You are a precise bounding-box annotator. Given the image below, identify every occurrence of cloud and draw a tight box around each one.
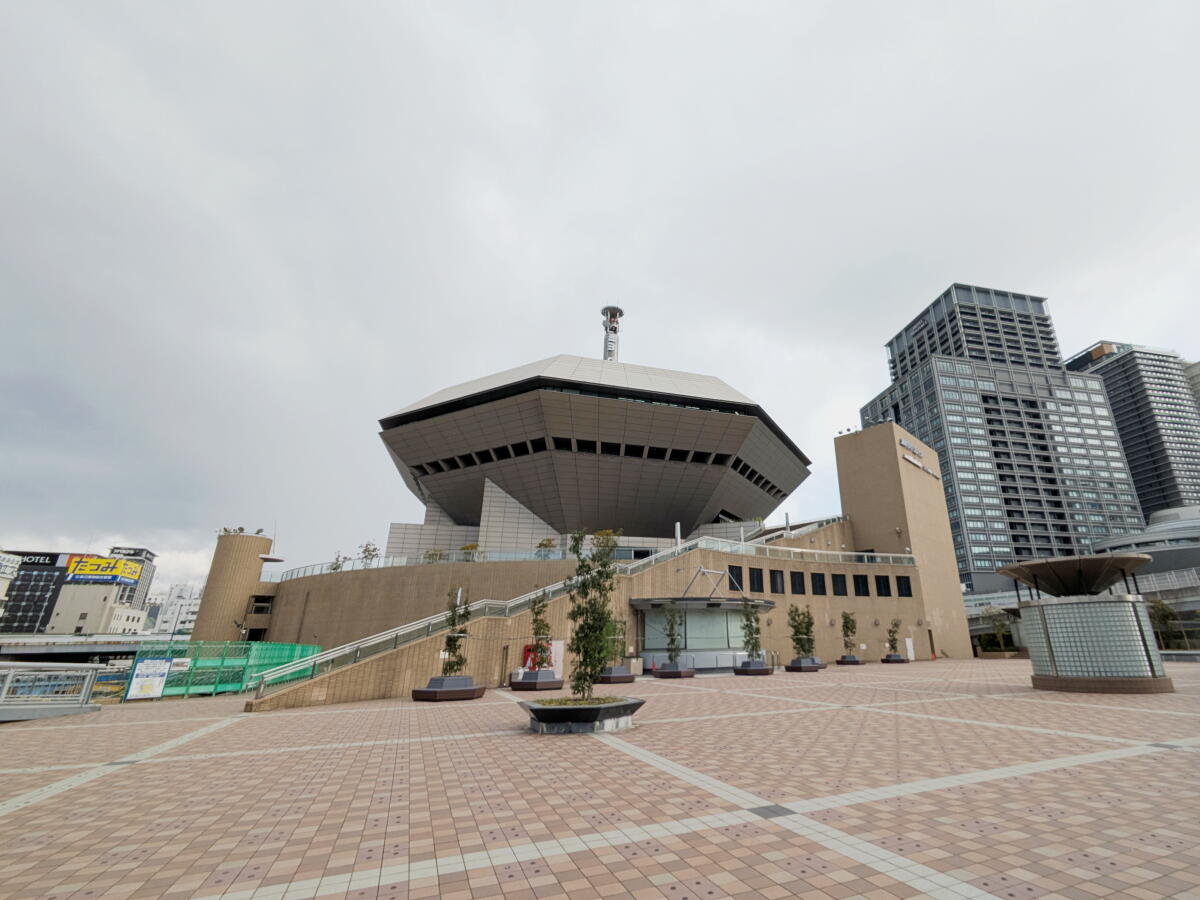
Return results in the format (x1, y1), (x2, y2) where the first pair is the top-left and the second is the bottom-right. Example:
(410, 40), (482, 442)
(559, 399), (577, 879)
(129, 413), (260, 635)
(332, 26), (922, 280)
(2, 1), (1197, 591)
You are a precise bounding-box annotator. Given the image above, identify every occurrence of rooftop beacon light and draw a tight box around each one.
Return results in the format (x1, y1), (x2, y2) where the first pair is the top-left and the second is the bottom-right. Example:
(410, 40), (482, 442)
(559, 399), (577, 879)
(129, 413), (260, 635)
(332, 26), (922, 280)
(601, 305), (624, 361)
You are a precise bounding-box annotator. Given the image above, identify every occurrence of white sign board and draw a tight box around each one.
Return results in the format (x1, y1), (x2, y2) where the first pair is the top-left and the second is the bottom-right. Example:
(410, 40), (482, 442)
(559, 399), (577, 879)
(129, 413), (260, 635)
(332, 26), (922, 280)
(127, 657), (172, 700)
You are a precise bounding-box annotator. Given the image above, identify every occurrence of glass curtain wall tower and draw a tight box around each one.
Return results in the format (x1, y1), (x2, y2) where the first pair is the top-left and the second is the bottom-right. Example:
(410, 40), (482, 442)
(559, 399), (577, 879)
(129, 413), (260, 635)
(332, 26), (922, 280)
(1065, 342), (1200, 517)
(861, 284), (1143, 594)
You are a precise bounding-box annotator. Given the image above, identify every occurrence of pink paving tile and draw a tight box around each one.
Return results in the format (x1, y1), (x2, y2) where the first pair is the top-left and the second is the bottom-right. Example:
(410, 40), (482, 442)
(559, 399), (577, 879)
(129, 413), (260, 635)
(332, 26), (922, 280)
(0, 660), (1194, 900)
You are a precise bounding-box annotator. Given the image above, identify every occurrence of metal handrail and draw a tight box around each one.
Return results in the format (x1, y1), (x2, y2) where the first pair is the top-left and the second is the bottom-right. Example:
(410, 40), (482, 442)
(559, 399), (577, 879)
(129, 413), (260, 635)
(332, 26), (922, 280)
(249, 536), (916, 698)
(0, 661), (106, 707)
(758, 516), (844, 544)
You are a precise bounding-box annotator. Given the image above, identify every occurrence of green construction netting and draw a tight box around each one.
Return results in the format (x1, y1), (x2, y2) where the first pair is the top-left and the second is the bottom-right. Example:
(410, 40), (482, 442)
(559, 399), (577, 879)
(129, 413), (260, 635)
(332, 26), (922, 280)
(126, 640), (320, 698)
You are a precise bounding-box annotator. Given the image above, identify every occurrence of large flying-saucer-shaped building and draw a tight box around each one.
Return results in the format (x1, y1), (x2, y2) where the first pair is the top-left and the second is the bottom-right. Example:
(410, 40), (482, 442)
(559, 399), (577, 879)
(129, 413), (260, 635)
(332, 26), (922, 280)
(379, 352), (811, 542)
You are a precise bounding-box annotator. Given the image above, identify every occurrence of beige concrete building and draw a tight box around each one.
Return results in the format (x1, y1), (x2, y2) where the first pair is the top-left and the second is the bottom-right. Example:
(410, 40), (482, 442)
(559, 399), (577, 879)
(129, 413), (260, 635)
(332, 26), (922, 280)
(195, 422), (971, 711)
(44, 583), (146, 635)
(195, 316), (969, 709)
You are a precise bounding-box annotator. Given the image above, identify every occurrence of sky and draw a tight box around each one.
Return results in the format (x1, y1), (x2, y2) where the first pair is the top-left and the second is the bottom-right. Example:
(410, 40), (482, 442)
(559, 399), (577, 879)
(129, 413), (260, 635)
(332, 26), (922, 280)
(1, 1), (1197, 592)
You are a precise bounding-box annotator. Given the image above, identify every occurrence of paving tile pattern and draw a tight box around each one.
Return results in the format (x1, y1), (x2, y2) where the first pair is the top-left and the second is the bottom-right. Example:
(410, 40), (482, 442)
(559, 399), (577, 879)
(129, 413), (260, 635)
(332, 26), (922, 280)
(0, 660), (1196, 899)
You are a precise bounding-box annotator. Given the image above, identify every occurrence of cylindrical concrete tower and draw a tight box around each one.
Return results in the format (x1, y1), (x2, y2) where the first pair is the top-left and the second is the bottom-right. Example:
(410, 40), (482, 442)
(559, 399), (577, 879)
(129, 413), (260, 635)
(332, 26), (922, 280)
(191, 533), (273, 642)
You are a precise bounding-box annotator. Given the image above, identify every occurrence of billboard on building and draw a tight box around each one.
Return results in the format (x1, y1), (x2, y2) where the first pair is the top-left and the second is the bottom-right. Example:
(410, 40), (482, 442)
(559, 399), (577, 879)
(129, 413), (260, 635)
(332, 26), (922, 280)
(66, 556), (144, 585)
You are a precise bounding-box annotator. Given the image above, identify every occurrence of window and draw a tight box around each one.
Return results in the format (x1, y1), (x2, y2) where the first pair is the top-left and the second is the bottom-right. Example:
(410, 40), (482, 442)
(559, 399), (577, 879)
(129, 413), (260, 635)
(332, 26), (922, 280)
(727, 565), (743, 592)
(832, 574), (848, 596)
(896, 575), (913, 597)
(769, 569), (785, 594)
(875, 575), (891, 596)
(811, 573), (827, 595)
(250, 596), (274, 615)
(790, 571), (805, 594)
(748, 568), (764, 593)
(853, 574), (870, 596)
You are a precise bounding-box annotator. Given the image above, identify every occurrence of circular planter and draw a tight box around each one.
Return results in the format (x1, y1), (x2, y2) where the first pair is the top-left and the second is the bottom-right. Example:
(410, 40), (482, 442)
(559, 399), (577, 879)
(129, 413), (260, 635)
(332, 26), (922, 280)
(880, 653), (909, 664)
(595, 665), (635, 684)
(412, 675), (487, 701)
(510, 669), (565, 691)
(733, 660), (772, 676)
(653, 661), (695, 679)
(835, 654), (865, 666)
(784, 656), (827, 672)
(520, 697), (646, 733)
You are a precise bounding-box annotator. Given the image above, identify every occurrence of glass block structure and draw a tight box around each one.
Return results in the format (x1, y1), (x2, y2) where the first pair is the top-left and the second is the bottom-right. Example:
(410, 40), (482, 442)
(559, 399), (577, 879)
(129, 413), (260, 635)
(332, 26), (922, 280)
(1000, 554), (1173, 693)
(861, 284), (1144, 594)
(1065, 342), (1200, 518)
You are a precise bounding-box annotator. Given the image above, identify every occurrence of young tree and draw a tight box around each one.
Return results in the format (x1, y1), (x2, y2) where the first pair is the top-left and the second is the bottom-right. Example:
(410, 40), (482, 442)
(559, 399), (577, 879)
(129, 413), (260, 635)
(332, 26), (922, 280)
(982, 606), (1012, 651)
(566, 529), (619, 700)
(740, 600), (763, 661)
(535, 537), (556, 560)
(442, 589), (471, 676)
(358, 540), (380, 568)
(528, 590), (552, 671)
(1146, 595), (1175, 650)
(328, 551), (351, 573)
(787, 604), (815, 658)
(887, 618), (902, 653)
(841, 610), (858, 655)
(664, 602), (684, 664)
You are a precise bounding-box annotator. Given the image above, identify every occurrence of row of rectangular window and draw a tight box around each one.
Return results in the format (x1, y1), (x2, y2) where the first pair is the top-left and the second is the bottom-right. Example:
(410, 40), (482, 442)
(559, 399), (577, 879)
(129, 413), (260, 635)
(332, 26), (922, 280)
(727, 565), (913, 598)
(412, 435), (788, 501)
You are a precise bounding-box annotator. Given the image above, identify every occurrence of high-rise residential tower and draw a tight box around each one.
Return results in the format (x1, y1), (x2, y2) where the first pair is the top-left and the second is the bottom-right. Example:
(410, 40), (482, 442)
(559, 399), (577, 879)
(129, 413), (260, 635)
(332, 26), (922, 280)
(1183, 360), (1200, 416)
(861, 283), (1143, 594)
(1065, 342), (1200, 517)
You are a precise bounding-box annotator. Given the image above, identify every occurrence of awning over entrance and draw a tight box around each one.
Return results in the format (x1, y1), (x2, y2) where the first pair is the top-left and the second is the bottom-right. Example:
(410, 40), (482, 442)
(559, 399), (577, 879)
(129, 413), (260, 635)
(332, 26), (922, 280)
(629, 597), (776, 612)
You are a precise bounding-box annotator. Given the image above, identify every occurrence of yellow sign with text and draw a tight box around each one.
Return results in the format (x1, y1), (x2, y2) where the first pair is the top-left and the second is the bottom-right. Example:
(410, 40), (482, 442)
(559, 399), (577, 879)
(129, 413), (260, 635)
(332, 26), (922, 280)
(66, 556), (144, 585)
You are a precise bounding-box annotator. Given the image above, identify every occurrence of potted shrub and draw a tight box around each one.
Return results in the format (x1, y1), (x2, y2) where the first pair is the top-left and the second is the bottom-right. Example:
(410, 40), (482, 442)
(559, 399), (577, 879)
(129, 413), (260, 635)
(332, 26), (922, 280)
(836, 610), (864, 665)
(784, 604), (826, 672)
(734, 600), (771, 675)
(520, 530), (645, 733)
(654, 602), (694, 677)
(412, 589), (487, 700)
(596, 572), (635, 684)
(881, 617), (908, 663)
(511, 590), (564, 690)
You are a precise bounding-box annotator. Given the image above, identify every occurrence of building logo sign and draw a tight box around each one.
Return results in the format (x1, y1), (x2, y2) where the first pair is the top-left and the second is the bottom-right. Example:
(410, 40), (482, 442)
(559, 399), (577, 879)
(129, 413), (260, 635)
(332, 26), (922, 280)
(65, 556), (144, 585)
(17, 553), (62, 567)
(902, 453), (941, 480)
(898, 437), (923, 457)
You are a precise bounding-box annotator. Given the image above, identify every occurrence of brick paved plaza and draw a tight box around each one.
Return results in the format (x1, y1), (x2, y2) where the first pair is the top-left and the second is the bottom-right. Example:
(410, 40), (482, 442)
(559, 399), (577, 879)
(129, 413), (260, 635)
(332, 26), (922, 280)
(1, 660), (1198, 900)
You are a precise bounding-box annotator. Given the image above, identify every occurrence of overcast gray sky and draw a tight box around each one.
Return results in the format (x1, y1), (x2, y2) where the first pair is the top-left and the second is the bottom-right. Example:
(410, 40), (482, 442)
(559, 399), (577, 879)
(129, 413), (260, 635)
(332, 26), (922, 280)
(2, 1), (1197, 591)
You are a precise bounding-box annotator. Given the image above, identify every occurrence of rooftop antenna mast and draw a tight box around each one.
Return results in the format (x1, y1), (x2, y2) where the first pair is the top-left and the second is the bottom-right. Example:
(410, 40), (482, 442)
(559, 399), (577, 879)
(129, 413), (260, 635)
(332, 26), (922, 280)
(601, 306), (624, 361)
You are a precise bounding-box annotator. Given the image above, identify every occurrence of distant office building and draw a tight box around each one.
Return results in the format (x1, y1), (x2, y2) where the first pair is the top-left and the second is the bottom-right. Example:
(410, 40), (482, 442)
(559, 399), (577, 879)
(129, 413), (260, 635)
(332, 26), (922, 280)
(0, 552), (20, 620)
(45, 583), (146, 635)
(0, 551), (149, 633)
(861, 283), (1143, 594)
(0, 552), (81, 633)
(154, 583), (202, 636)
(1065, 343), (1200, 517)
(108, 546), (157, 609)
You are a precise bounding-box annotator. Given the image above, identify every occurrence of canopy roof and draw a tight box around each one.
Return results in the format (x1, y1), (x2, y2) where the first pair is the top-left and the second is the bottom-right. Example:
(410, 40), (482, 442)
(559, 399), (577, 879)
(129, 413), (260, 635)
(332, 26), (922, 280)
(998, 553), (1153, 596)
